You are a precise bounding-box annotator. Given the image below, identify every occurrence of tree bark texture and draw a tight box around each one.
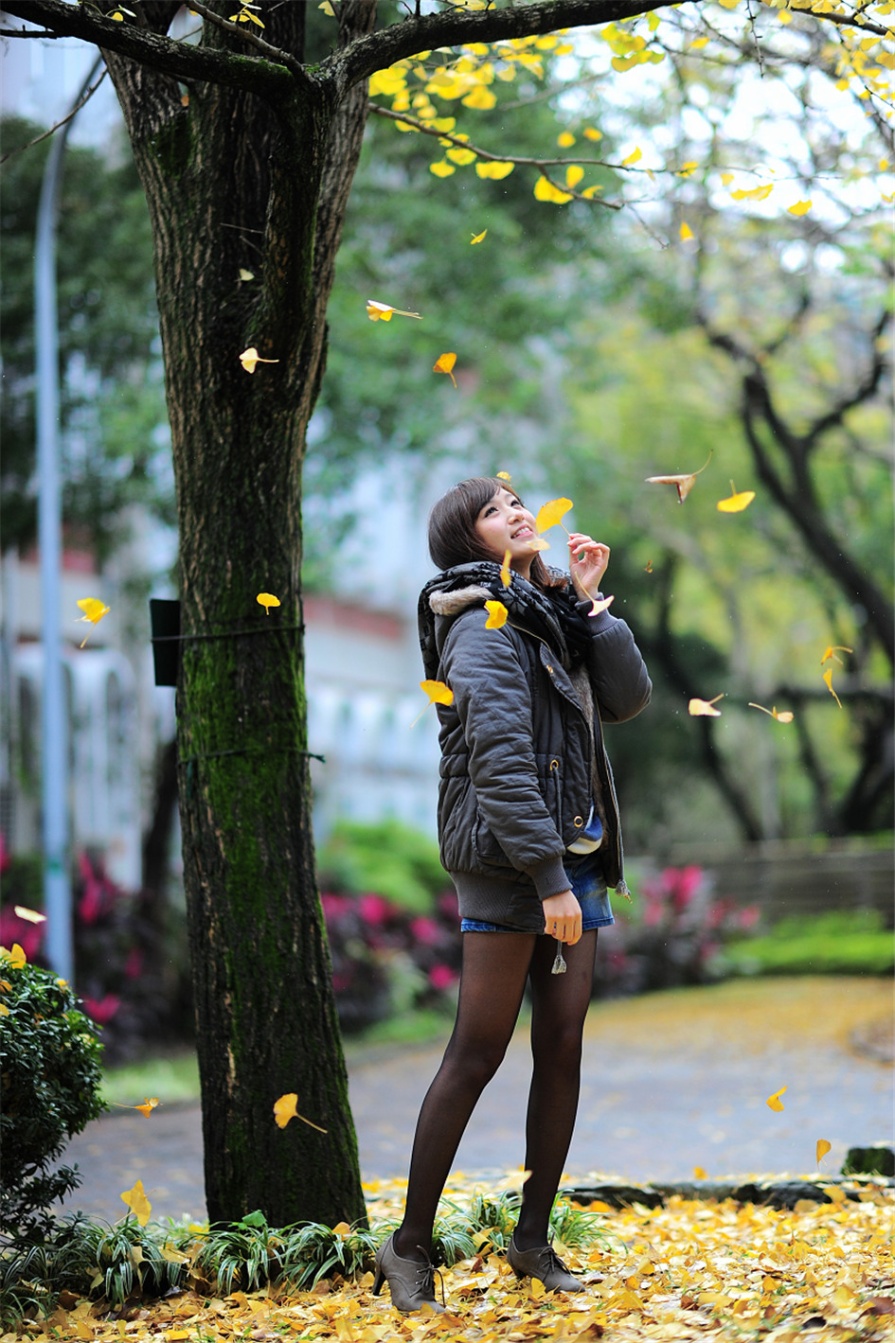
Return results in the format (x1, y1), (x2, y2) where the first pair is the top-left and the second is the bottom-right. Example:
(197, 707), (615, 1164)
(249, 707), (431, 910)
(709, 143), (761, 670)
(97, 3), (374, 1227)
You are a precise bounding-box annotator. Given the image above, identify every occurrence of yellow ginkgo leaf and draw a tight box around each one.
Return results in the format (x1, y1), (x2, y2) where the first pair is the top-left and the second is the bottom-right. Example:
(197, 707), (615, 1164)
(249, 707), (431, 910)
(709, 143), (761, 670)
(120, 1179), (152, 1226)
(366, 300), (422, 322)
(429, 161), (456, 178)
(475, 161), (514, 180)
(645, 451), (712, 504)
(525, 536), (550, 552)
(731, 183), (774, 202)
(535, 498), (573, 534)
(823, 668), (843, 709)
(134, 1097), (160, 1118)
(0, 1004), (8, 1016)
(76, 597), (111, 648)
(565, 164), (585, 189)
(470, 229), (488, 244)
(766, 1086), (787, 1112)
(256, 592), (281, 616)
(2, 944), (27, 969)
(239, 347), (279, 374)
(420, 679), (454, 707)
(679, 221), (695, 242)
(273, 1092), (327, 1133)
(238, 268), (254, 281)
(816, 1138), (832, 1164)
(621, 147), (642, 167)
(484, 600), (509, 630)
(748, 703), (795, 724)
(689, 694), (724, 717)
(496, 471), (512, 483)
(13, 905), (46, 924)
(500, 549), (512, 589)
(433, 352), (458, 388)
(788, 199), (813, 216)
(587, 595), (614, 618)
(717, 484), (756, 513)
(820, 645), (852, 665)
(693, 1165), (708, 1179)
(534, 176), (573, 204)
(319, 1), (335, 14)
(557, 130), (576, 148)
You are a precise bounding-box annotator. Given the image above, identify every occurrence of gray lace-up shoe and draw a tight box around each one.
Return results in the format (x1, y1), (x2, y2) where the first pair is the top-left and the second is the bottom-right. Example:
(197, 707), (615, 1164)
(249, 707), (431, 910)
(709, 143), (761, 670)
(373, 1232), (445, 1312)
(507, 1234), (586, 1291)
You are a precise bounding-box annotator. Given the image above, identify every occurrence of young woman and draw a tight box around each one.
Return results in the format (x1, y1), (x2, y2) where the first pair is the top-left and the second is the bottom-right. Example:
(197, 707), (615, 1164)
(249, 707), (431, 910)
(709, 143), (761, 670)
(373, 477), (652, 1312)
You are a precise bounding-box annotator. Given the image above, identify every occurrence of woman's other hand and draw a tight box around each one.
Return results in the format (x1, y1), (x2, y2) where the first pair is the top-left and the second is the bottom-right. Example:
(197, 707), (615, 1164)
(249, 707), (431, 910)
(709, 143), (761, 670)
(568, 532), (610, 601)
(542, 890), (583, 944)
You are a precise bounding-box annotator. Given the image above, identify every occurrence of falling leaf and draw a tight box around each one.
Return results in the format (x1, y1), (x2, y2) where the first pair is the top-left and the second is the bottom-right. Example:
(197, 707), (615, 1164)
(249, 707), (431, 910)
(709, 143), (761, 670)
(689, 694), (724, 717)
(645, 450), (713, 503)
(256, 592), (281, 616)
(239, 347), (279, 374)
(679, 221), (695, 241)
(484, 600), (509, 630)
(621, 147), (643, 166)
(135, 1097), (160, 1118)
(433, 352), (458, 388)
(823, 668), (843, 709)
(717, 483), (756, 512)
(817, 1138), (832, 1164)
(535, 497), (573, 533)
(76, 598), (111, 648)
(120, 1179), (152, 1226)
(419, 679), (454, 707)
(587, 595), (614, 618)
(644, 560), (654, 573)
(788, 199), (813, 216)
(496, 471), (513, 483)
(748, 703), (794, 723)
(500, 549), (512, 589)
(525, 536), (550, 552)
(693, 1165), (708, 1179)
(273, 1092), (327, 1133)
(238, 268), (254, 281)
(766, 1086), (787, 1111)
(470, 229), (488, 244)
(820, 644), (852, 665)
(319, 0), (335, 14)
(13, 906), (46, 924)
(366, 299), (422, 322)
(731, 183), (774, 201)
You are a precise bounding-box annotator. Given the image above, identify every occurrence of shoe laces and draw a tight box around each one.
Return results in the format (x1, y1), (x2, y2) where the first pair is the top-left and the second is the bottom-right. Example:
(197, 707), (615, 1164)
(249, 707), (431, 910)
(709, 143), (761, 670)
(415, 1246), (446, 1307)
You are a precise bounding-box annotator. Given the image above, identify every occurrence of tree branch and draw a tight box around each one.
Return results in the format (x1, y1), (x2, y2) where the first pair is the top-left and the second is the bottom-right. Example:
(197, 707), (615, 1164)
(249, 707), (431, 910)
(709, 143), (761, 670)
(327, 0), (697, 94)
(804, 307), (892, 446)
(1, 0), (300, 98)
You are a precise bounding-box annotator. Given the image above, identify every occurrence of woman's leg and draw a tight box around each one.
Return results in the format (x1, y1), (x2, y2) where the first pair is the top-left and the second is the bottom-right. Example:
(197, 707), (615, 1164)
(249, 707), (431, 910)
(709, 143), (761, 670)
(393, 931), (536, 1259)
(512, 930), (598, 1250)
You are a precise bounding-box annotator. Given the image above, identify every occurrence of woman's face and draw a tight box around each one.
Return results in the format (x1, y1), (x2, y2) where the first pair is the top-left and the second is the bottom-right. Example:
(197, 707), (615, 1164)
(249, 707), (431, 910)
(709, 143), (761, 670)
(474, 488), (538, 577)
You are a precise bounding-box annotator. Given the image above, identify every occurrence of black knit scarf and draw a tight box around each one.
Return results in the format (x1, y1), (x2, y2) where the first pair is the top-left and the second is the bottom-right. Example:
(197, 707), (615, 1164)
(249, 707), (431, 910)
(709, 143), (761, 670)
(418, 560), (593, 681)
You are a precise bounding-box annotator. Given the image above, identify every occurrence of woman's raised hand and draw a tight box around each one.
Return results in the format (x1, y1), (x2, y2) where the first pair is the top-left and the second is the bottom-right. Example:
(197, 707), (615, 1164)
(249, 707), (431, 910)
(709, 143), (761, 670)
(568, 532), (610, 602)
(542, 890), (583, 945)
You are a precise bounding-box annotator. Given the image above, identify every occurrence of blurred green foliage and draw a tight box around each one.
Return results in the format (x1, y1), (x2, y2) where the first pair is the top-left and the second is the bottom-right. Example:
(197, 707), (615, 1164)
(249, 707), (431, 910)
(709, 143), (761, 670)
(723, 910), (893, 977)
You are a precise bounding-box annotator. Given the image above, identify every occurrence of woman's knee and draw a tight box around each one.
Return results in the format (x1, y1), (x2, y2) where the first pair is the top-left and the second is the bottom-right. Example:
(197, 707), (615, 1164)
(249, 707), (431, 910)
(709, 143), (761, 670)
(442, 1034), (509, 1090)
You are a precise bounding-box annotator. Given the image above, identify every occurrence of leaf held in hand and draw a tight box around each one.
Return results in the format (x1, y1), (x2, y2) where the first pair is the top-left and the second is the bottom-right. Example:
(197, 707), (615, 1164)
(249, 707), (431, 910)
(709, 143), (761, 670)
(433, 352), (458, 387)
(535, 497), (573, 533)
(587, 595), (614, 618)
(484, 600), (509, 629)
(766, 1086), (787, 1112)
(689, 694), (724, 717)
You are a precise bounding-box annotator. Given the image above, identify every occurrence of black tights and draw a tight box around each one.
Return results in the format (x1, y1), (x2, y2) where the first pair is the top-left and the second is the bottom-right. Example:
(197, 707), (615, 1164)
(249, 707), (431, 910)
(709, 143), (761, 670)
(393, 928), (598, 1260)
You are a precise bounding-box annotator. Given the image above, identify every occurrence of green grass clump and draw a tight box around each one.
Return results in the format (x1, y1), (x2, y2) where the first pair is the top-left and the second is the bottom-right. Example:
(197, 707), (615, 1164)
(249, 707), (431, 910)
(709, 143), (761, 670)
(725, 909), (893, 977)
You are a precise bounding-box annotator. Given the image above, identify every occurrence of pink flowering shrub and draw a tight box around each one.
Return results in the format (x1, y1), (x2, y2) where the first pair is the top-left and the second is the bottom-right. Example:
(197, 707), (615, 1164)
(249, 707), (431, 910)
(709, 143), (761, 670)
(594, 865), (762, 996)
(321, 886), (461, 1033)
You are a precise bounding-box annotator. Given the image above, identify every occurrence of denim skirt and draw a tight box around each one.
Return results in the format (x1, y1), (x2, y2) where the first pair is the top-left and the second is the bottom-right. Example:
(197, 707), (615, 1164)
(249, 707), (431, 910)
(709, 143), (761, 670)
(460, 847), (613, 933)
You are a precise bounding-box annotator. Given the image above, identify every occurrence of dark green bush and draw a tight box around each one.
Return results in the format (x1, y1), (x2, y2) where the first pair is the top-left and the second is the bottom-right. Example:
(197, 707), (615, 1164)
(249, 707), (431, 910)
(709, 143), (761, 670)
(721, 909), (893, 977)
(0, 951), (107, 1238)
(317, 818), (446, 914)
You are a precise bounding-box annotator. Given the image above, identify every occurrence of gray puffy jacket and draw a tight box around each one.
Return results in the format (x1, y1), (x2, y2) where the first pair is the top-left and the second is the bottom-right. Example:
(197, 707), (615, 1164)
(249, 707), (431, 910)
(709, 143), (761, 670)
(421, 569), (652, 931)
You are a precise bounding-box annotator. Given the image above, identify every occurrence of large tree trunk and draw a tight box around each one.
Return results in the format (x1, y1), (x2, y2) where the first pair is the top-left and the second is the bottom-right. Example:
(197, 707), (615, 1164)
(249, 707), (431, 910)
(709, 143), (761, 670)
(101, 4), (373, 1227)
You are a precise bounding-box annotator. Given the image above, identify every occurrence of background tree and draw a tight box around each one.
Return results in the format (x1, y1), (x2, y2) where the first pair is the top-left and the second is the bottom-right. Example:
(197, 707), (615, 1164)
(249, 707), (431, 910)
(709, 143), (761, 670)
(1, 0), (890, 1229)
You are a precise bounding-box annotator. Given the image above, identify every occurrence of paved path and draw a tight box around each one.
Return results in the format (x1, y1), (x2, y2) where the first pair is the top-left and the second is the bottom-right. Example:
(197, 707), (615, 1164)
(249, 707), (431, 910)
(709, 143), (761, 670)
(55, 978), (893, 1225)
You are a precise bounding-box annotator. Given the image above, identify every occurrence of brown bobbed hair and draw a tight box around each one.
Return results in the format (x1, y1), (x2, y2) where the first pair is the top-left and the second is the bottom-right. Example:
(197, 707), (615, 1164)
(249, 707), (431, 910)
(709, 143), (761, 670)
(427, 477), (560, 590)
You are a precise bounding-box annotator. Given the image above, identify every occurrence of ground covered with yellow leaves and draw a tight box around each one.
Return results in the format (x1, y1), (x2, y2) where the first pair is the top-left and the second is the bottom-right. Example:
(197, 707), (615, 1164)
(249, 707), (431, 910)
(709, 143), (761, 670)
(9, 1177), (892, 1343)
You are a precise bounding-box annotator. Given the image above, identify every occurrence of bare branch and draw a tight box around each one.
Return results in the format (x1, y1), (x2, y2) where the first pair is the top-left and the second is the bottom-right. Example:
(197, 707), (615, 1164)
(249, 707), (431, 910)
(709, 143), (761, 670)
(804, 308), (893, 445)
(0, 0), (302, 99)
(0, 62), (108, 163)
(183, 0), (303, 75)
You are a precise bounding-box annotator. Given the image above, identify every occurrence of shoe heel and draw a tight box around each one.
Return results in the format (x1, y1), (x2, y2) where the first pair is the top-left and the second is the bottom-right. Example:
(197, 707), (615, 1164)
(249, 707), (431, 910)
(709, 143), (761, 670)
(372, 1266), (384, 1296)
